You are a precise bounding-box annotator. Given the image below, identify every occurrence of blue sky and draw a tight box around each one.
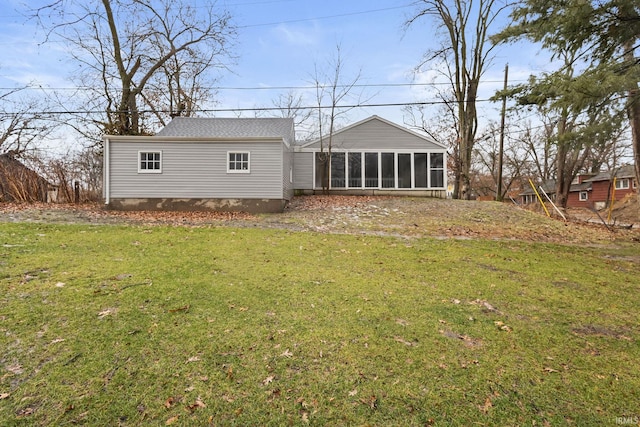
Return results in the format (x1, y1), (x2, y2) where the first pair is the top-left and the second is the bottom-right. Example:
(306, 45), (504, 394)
(0, 0), (551, 144)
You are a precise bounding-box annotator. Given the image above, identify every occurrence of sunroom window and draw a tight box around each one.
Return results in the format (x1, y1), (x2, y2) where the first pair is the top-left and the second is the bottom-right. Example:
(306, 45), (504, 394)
(314, 151), (445, 190)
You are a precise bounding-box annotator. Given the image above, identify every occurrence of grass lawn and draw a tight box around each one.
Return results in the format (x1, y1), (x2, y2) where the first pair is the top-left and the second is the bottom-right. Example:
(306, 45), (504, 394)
(1, 222), (639, 426)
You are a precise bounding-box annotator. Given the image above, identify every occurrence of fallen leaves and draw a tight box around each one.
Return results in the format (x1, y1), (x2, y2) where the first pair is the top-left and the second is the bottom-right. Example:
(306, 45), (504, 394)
(359, 395), (378, 410)
(470, 299), (502, 314)
(439, 330), (483, 349)
(97, 308), (116, 319)
(5, 363), (23, 375)
(393, 336), (418, 347)
(186, 397), (206, 412)
(0, 392), (9, 400)
(395, 318), (409, 327)
(164, 396), (179, 409)
(16, 407), (35, 417)
(494, 321), (512, 332)
(1, 197), (636, 244)
(478, 397), (493, 414)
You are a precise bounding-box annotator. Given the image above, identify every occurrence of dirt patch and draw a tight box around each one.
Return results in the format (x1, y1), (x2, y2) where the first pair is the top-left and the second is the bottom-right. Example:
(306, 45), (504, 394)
(572, 325), (633, 341)
(1, 196), (639, 245)
(566, 194), (640, 228)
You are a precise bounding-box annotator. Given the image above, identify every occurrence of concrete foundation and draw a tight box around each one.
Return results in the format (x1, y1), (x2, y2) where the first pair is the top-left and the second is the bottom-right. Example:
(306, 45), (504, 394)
(106, 198), (289, 214)
(294, 189), (447, 198)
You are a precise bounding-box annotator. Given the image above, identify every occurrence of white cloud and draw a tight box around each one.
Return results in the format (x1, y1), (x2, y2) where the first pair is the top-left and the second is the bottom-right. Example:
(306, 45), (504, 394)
(272, 22), (320, 46)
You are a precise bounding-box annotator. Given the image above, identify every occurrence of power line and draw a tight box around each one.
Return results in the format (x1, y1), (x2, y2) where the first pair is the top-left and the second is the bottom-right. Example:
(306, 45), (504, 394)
(237, 5), (411, 28)
(0, 98), (500, 117)
(0, 80), (528, 92)
(0, 3), (412, 43)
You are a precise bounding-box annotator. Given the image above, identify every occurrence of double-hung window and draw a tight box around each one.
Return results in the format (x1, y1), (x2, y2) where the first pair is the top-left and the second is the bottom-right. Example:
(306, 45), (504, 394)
(139, 151), (162, 173)
(579, 191), (588, 201)
(228, 151), (250, 173)
(615, 178), (630, 190)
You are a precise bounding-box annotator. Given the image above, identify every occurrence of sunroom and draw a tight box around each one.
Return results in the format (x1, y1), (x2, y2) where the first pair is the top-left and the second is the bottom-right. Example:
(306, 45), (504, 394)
(293, 115), (448, 197)
(314, 151), (445, 190)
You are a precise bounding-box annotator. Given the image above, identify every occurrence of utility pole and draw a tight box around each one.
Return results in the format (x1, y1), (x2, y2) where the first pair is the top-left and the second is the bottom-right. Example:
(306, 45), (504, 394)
(496, 64), (508, 202)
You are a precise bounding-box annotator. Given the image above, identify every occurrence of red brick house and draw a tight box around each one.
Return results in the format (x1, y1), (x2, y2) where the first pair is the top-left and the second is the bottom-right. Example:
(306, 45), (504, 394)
(567, 165), (637, 209)
(565, 173), (597, 208)
(520, 165), (637, 209)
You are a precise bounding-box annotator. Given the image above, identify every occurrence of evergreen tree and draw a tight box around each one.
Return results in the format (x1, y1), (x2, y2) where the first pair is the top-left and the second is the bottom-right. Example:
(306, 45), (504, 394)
(495, 0), (640, 200)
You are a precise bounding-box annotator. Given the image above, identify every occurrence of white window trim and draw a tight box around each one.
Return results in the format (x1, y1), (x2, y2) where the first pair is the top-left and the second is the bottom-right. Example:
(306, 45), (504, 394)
(312, 149), (447, 190)
(615, 178), (630, 190)
(428, 152), (446, 189)
(138, 150), (162, 174)
(579, 191), (588, 201)
(227, 151), (251, 174)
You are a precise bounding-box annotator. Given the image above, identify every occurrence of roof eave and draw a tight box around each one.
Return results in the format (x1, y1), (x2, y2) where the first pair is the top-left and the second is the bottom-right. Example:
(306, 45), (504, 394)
(103, 135), (286, 143)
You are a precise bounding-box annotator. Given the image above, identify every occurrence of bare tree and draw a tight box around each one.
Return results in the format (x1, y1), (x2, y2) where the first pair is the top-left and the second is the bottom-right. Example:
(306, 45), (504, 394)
(406, 0), (509, 199)
(473, 120), (534, 200)
(34, 0), (236, 136)
(271, 90), (314, 141)
(310, 44), (369, 193)
(1, 88), (56, 155)
(404, 98), (460, 191)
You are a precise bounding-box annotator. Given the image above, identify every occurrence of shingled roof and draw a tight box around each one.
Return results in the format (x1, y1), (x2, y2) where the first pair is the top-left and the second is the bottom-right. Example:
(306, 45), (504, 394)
(156, 117), (295, 146)
(584, 164), (636, 183)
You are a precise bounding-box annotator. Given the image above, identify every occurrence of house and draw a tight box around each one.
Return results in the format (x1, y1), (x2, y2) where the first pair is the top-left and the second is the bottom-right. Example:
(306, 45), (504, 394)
(570, 165), (638, 209)
(519, 179), (556, 205)
(293, 115), (447, 197)
(0, 152), (56, 203)
(520, 165), (638, 209)
(103, 117), (295, 213)
(103, 115), (448, 213)
(565, 173), (598, 208)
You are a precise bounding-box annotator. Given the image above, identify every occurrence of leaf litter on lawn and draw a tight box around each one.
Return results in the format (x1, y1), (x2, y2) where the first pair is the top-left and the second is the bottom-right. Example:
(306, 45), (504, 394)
(2, 196), (638, 244)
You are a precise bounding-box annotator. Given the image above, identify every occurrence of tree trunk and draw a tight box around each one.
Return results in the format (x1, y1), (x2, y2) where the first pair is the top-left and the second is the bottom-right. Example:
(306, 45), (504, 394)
(458, 87), (478, 200)
(624, 42), (640, 201)
(555, 141), (568, 208)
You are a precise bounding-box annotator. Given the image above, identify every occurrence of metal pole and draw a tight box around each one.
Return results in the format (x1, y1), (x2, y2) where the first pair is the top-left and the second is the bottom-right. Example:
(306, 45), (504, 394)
(529, 179), (550, 217)
(496, 64), (508, 202)
(539, 185), (567, 221)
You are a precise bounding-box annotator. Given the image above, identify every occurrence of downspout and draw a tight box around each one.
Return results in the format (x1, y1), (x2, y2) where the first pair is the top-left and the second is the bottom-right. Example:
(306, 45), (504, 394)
(104, 137), (110, 205)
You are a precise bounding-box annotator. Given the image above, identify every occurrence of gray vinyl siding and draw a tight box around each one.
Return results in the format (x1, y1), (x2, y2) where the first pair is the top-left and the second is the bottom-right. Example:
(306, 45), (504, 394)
(303, 118), (442, 151)
(109, 140), (284, 199)
(293, 152), (314, 190)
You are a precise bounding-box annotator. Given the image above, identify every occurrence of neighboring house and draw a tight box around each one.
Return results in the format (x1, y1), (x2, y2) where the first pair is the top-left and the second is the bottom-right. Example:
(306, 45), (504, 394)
(293, 115), (448, 197)
(0, 152), (56, 203)
(571, 165), (638, 209)
(103, 117), (295, 213)
(519, 179), (556, 205)
(565, 173), (598, 208)
(520, 165), (638, 209)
